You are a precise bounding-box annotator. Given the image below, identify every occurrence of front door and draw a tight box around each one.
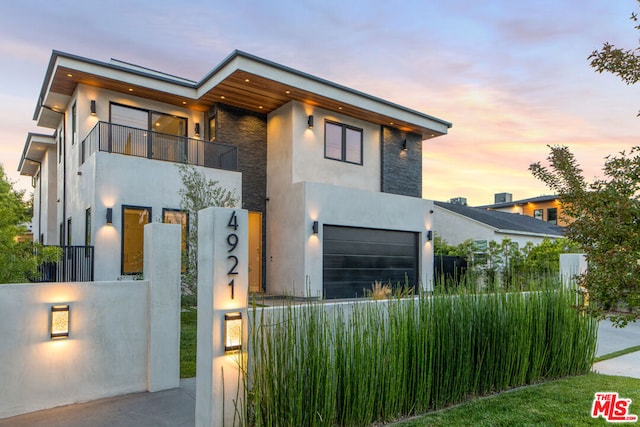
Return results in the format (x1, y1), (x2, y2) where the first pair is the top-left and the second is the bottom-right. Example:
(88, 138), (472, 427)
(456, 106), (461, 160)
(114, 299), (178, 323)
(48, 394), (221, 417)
(248, 212), (263, 292)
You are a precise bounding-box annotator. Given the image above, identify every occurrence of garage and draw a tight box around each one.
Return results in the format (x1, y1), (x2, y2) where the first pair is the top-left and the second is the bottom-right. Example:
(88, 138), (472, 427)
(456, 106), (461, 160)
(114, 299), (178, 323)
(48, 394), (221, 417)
(323, 225), (419, 299)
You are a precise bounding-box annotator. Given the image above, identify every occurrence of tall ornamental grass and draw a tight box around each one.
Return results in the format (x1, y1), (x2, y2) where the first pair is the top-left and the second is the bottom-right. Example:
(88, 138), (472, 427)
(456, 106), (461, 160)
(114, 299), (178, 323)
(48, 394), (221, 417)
(247, 286), (597, 426)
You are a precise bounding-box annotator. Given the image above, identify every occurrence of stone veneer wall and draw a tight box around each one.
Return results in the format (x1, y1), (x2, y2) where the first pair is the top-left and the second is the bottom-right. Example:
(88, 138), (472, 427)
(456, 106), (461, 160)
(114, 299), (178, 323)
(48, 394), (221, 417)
(214, 103), (267, 290)
(380, 126), (422, 198)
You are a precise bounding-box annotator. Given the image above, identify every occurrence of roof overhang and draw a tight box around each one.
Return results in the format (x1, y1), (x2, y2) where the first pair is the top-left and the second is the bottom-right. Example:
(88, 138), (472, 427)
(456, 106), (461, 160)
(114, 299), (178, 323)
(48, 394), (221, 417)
(18, 132), (55, 176)
(35, 50), (452, 139)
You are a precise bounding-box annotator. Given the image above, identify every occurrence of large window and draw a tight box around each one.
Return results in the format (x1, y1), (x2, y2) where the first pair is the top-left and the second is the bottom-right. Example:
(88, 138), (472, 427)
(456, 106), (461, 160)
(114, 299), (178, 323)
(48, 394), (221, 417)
(85, 208), (92, 246)
(71, 103), (77, 145)
(324, 121), (363, 165)
(547, 208), (558, 225)
(163, 209), (188, 271)
(110, 103), (188, 161)
(122, 206), (151, 275)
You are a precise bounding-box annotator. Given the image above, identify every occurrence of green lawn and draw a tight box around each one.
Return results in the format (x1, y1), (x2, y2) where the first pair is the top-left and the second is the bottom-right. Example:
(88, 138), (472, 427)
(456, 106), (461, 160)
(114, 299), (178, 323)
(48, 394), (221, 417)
(180, 309), (197, 378)
(392, 373), (640, 426)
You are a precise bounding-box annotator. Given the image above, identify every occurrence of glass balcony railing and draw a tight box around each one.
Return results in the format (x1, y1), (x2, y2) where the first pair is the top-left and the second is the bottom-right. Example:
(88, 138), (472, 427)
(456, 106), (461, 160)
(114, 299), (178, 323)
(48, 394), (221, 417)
(80, 121), (238, 171)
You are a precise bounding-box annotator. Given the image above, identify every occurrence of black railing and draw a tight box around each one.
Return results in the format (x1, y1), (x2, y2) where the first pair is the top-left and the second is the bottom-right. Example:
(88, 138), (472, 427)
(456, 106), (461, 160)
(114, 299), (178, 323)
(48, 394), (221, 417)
(81, 121), (238, 171)
(35, 246), (94, 283)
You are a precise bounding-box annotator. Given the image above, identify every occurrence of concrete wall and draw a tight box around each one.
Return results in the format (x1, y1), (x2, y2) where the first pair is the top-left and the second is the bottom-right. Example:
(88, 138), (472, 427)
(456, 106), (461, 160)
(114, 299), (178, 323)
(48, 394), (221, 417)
(32, 145), (58, 244)
(0, 223), (181, 419)
(289, 101), (381, 192)
(74, 145), (241, 281)
(267, 181), (434, 297)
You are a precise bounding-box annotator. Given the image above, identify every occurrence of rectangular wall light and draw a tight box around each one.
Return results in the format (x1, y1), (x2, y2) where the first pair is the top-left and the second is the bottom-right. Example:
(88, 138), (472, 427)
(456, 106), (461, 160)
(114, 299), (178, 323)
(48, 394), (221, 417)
(90, 100), (97, 116)
(106, 207), (113, 224)
(224, 312), (242, 353)
(50, 304), (70, 339)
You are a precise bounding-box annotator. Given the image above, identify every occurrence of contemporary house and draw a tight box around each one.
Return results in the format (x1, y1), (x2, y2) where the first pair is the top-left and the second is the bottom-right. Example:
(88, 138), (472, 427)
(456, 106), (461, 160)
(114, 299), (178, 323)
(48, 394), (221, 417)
(18, 50), (451, 298)
(478, 193), (569, 226)
(433, 200), (564, 249)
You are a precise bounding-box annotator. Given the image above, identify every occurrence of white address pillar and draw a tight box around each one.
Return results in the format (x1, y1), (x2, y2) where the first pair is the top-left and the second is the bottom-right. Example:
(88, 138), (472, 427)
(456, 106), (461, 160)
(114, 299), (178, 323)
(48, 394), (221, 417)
(196, 207), (249, 427)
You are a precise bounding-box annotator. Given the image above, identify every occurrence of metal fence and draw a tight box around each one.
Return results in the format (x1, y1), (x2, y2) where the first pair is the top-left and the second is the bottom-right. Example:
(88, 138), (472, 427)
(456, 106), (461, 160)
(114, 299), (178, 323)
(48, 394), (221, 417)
(81, 121), (238, 171)
(35, 246), (94, 283)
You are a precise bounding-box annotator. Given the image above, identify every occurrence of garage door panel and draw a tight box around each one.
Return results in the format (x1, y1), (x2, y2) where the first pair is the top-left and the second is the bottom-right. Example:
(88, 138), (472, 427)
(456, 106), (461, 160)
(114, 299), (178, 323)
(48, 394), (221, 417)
(323, 225), (418, 299)
(324, 254), (417, 269)
(324, 241), (415, 257)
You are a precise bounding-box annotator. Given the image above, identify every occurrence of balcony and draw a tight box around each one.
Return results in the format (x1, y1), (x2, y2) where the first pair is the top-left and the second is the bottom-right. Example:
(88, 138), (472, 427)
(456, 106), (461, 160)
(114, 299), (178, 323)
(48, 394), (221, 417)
(81, 121), (238, 170)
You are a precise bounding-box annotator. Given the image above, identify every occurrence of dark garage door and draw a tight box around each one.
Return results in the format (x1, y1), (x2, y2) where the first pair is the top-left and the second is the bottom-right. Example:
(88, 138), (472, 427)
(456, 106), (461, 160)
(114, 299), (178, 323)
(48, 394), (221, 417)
(323, 225), (419, 299)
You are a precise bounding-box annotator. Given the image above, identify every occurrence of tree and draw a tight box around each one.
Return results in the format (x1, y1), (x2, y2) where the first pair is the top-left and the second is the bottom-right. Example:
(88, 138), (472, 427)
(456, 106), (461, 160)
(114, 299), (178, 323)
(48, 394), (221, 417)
(177, 165), (238, 300)
(588, 1), (640, 91)
(0, 164), (58, 283)
(530, 146), (640, 325)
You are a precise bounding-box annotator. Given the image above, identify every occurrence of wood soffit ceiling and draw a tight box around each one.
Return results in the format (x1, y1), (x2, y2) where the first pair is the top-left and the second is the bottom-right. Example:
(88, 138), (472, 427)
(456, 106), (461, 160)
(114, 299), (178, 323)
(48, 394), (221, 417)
(51, 66), (443, 138)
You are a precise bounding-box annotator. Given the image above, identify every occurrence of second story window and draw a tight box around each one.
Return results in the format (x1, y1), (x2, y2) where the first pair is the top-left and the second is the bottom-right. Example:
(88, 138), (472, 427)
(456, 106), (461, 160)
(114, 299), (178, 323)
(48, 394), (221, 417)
(324, 120), (363, 165)
(547, 208), (558, 225)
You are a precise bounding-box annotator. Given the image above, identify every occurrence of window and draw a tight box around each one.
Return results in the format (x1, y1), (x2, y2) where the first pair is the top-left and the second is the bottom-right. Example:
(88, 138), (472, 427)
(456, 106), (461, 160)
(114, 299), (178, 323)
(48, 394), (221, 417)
(533, 209), (543, 220)
(122, 206), (151, 275)
(208, 114), (216, 142)
(71, 102), (77, 145)
(110, 103), (188, 161)
(163, 209), (188, 272)
(473, 240), (488, 266)
(324, 121), (363, 165)
(85, 208), (92, 246)
(58, 127), (63, 163)
(547, 208), (558, 225)
(66, 218), (72, 245)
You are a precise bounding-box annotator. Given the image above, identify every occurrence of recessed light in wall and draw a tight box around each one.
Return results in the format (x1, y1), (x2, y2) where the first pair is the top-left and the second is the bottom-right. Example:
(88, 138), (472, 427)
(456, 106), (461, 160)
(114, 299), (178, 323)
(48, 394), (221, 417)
(390, 122), (394, 126)
(224, 312), (242, 353)
(50, 305), (70, 339)
(182, 101), (187, 105)
(67, 73), (73, 78)
(259, 106), (263, 109)
(128, 88), (134, 92)
(338, 106), (342, 110)
(285, 90), (291, 94)
(245, 78), (250, 83)
(220, 95), (225, 99)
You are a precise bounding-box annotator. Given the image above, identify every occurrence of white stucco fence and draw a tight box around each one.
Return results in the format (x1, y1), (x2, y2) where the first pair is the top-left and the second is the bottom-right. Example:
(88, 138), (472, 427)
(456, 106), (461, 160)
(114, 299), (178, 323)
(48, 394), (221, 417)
(0, 223), (181, 419)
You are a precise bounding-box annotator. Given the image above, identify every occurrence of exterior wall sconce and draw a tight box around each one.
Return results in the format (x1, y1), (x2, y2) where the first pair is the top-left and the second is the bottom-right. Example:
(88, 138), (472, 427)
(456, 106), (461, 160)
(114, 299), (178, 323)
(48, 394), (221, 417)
(307, 115), (314, 128)
(106, 208), (113, 224)
(224, 312), (242, 353)
(90, 100), (97, 116)
(50, 304), (70, 339)
(426, 230), (433, 241)
(194, 122), (201, 136)
(402, 139), (407, 151)
(312, 221), (319, 234)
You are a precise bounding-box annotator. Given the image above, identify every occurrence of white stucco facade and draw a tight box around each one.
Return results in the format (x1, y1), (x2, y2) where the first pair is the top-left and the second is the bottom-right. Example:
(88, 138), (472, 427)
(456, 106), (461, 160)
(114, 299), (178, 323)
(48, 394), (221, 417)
(21, 50), (451, 296)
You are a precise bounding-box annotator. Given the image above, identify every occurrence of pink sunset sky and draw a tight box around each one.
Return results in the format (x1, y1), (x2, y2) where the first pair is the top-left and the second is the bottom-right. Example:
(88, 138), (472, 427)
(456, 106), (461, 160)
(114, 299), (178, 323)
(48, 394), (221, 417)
(1, 0), (638, 206)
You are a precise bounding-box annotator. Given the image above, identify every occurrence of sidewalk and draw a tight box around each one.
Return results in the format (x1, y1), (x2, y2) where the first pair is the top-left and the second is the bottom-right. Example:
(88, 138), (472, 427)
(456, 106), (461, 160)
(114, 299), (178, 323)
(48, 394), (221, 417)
(592, 319), (640, 379)
(2, 320), (639, 427)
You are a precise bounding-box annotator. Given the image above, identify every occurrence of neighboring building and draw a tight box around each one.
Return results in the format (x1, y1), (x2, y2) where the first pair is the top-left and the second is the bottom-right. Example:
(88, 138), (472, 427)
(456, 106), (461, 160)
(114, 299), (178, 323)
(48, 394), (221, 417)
(433, 201), (564, 251)
(18, 50), (452, 298)
(478, 193), (569, 227)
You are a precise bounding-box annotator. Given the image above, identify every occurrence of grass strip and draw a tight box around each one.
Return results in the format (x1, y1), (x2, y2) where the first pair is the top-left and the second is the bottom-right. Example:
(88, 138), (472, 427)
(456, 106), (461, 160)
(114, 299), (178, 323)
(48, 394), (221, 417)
(392, 373), (640, 426)
(594, 345), (640, 363)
